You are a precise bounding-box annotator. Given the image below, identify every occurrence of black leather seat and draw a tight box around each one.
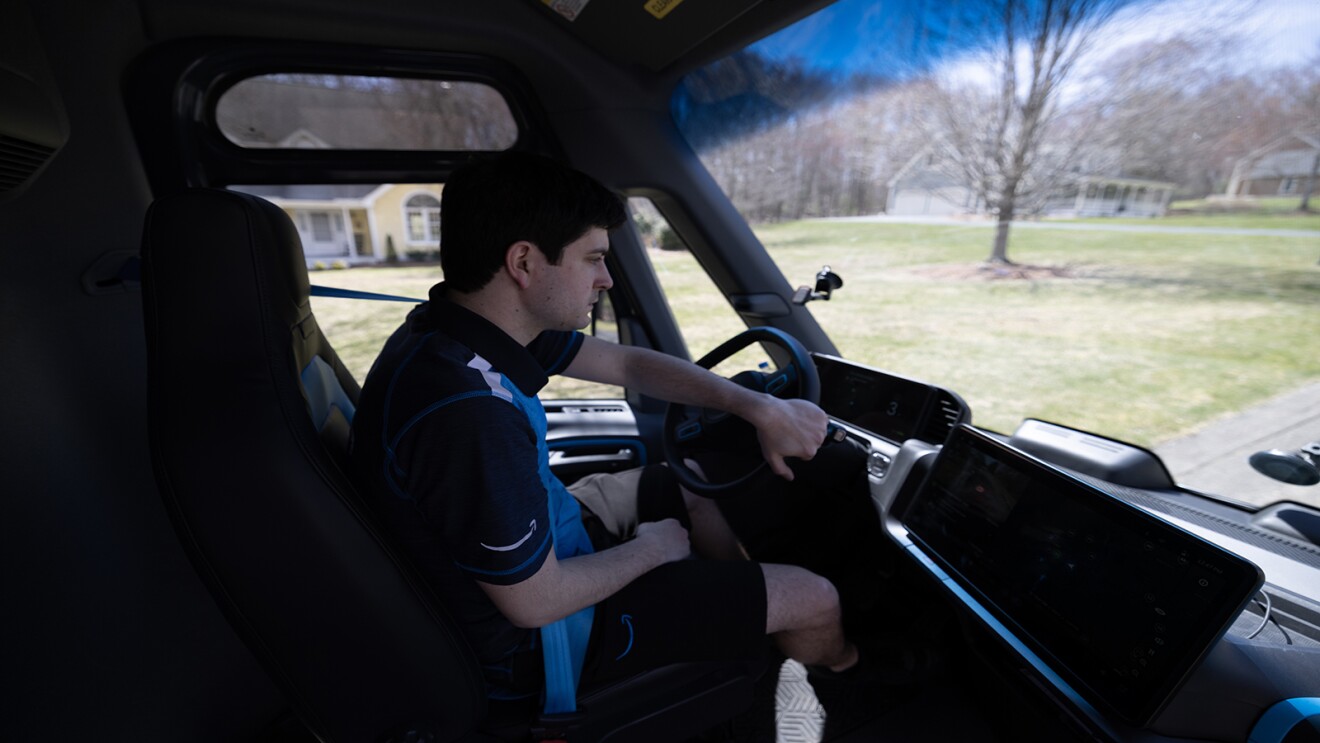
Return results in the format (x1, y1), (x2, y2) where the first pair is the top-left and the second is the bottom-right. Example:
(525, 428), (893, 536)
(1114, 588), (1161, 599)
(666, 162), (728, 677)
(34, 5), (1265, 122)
(140, 188), (763, 742)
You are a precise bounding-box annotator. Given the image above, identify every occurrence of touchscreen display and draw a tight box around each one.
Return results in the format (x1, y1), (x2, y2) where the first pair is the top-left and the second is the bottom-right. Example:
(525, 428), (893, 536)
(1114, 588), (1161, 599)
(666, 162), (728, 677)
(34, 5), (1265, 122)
(902, 425), (1263, 725)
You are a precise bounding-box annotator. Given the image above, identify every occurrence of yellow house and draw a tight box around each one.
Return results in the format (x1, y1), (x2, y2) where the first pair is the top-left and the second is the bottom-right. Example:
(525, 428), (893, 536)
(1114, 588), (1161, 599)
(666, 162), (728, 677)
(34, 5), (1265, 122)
(235, 183), (445, 265)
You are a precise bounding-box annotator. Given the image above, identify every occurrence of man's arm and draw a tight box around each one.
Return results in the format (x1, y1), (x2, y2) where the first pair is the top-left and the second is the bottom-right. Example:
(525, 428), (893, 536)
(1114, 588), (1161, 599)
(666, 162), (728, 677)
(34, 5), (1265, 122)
(478, 518), (690, 628)
(564, 335), (829, 480)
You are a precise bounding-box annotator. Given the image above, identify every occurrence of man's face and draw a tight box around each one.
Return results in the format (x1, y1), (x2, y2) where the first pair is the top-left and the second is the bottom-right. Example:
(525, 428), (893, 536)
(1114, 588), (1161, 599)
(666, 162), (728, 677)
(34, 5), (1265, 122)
(532, 227), (613, 332)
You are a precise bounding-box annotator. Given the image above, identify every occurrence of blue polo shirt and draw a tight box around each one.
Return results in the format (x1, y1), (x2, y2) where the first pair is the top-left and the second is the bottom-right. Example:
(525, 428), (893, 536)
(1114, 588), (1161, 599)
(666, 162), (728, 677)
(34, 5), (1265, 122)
(349, 282), (594, 703)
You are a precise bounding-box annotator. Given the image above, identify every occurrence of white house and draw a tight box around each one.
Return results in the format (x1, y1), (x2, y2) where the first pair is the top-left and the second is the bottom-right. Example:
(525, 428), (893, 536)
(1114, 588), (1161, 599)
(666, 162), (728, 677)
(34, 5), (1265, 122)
(234, 183), (446, 266)
(886, 147), (1175, 218)
(1225, 133), (1320, 198)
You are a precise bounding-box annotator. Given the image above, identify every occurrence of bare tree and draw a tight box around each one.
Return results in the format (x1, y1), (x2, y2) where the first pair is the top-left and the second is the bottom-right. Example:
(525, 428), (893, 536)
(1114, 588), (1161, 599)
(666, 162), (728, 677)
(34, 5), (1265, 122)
(930, 0), (1125, 264)
(1277, 54), (1320, 211)
(699, 79), (935, 222)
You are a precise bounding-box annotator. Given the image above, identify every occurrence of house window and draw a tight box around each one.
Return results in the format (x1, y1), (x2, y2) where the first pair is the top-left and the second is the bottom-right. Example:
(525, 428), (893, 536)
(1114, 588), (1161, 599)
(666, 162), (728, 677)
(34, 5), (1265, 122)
(310, 213), (332, 241)
(405, 194), (442, 243)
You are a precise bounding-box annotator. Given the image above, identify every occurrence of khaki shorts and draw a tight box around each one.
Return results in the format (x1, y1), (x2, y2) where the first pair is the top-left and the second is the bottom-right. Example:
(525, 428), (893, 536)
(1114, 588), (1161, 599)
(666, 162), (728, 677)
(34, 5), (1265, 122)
(568, 464), (691, 545)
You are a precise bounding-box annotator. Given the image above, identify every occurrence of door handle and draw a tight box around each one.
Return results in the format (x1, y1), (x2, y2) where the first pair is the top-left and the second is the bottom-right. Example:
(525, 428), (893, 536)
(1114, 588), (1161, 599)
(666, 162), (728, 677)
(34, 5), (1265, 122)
(548, 448), (636, 466)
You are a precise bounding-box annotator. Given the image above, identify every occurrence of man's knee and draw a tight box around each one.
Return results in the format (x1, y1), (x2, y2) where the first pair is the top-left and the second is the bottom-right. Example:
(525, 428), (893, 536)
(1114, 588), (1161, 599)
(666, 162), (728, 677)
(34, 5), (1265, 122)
(762, 563), (841, 634)
(681, 485), (712, 520)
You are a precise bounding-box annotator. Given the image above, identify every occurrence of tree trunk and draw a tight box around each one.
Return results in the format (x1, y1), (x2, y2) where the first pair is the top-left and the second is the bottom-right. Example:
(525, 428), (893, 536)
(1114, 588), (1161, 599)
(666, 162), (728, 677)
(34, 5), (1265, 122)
(990, 200), (1015, 264)
(1299, 151), (1319, 213)
(990, 218), (1013, 263)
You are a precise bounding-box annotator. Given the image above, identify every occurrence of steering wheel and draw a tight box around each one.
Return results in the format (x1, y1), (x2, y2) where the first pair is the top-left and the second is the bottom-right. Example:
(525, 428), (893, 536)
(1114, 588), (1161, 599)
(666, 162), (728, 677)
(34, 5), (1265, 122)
(663, 327), (821, 498)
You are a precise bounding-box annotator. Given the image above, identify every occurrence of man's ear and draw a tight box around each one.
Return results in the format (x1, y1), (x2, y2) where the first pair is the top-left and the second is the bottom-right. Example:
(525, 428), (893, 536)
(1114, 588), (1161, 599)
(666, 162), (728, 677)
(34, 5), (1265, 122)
(504, 240), (537, 290)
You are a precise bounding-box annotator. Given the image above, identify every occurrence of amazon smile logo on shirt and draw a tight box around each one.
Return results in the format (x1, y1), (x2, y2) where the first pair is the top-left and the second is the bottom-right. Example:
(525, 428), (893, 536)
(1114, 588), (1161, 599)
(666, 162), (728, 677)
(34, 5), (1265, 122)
(480, 519), (537, 552)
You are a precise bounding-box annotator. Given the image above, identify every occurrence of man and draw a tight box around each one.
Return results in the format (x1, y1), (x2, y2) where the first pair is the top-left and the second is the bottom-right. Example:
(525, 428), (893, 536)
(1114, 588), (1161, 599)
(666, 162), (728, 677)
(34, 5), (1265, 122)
(350, 152), (869, 734)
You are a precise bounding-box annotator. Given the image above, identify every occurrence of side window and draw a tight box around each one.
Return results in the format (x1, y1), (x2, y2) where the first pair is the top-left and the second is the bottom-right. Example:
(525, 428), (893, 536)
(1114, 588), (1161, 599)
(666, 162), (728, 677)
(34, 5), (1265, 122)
(217, 70), (519, 385)
(217, 71), (520, 388)
(303, 258), (438, 383)
(216, 74), (517, 150)
(263, 182), (626, 401)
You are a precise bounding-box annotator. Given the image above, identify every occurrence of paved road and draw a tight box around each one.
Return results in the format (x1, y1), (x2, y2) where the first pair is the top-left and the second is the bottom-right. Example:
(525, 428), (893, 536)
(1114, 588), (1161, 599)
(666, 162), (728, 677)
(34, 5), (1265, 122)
(823, 214), (1320, 239)
(1154, 381), (1320, 510)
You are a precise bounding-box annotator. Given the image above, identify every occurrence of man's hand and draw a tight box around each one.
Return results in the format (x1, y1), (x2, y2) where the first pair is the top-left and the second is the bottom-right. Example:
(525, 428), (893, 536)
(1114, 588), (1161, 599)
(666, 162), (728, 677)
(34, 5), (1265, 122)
(635, 518), (692, 564)
(564, 337), (831, 481)
(480, 518), (691, 629)
(744, 396), (830, 481)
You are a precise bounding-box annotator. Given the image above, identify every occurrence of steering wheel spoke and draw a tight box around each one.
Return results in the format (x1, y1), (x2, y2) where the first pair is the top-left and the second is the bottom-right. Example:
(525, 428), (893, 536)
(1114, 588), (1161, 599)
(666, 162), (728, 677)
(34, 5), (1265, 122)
(672, 406), (707, 443)
(763, 365), (797, 397)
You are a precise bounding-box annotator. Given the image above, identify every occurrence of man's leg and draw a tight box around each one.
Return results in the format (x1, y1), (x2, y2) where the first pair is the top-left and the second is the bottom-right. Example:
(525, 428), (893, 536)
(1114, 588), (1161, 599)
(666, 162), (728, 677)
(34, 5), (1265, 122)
(679, 468), (855, 670)
(761, 563), (857, 671)
(681, 486), (748, 561)
(572, 463), (856, 669)
(763, 565), (903, 740)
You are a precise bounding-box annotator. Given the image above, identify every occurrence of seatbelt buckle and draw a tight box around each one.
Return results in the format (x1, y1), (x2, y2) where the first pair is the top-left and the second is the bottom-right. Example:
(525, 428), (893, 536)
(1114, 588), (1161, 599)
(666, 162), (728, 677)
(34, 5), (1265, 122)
(530, 711), (584, 742)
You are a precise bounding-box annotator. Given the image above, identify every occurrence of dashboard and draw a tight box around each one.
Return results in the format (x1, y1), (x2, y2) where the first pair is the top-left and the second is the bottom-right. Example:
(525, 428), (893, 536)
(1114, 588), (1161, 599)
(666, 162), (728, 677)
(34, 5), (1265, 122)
(811, 354), (1320, 742)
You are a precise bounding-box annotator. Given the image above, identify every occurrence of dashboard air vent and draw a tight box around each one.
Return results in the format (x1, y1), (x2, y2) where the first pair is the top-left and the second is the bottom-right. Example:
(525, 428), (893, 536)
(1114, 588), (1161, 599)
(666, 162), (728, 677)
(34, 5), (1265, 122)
(920, 391), (969, 444)
(0, 134), (56, 193)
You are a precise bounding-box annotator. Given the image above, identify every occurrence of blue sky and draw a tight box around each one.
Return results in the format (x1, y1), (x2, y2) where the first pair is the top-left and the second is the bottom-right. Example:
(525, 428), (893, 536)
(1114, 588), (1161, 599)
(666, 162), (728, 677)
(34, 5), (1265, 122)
(750, 0), (1320, 79)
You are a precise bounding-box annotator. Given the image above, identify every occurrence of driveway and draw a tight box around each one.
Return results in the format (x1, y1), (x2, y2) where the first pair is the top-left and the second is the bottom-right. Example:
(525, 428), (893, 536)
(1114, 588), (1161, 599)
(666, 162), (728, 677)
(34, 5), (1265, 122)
(1154, 381), (1320, 510)
(824, 214), (1320, 238)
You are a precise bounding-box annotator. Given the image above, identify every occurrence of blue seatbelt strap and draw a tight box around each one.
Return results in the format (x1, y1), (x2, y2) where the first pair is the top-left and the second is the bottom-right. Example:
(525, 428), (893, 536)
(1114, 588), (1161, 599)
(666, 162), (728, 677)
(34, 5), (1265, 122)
(540, 493), (595, 715)
(541, 619), (580, 714)
(310, 285), (422, 303)
(511, 391), (594, 716)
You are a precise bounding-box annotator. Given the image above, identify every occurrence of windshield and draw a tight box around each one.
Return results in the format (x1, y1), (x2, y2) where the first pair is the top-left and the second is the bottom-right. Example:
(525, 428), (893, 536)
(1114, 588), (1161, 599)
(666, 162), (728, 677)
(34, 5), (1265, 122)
(674, 0), (1320, 510)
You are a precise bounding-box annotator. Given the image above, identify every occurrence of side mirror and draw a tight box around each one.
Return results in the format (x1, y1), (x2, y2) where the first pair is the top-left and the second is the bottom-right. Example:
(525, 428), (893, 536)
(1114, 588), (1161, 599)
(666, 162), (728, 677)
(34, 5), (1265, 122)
(1249, 442), (1320, 486)
(792, 265), (844, 305)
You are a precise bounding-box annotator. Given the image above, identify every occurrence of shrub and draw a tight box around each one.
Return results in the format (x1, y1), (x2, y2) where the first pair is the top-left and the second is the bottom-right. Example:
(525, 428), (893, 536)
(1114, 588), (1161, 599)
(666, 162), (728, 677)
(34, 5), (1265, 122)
(657, 227), (686, 252)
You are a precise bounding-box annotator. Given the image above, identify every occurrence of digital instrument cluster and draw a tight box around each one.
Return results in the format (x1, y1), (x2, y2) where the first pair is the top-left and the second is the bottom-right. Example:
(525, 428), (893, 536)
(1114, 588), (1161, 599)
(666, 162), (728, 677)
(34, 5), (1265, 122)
(813, 354), (970, 445)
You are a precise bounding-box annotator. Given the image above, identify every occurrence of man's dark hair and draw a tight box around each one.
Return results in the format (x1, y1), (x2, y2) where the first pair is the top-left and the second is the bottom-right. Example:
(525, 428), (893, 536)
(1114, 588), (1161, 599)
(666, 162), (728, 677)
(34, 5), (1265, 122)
(440, 151), (627, 292)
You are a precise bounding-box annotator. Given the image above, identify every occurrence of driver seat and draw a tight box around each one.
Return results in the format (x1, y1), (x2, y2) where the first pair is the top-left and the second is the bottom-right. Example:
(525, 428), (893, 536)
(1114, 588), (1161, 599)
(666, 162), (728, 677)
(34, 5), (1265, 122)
(139, 188), (763, 742)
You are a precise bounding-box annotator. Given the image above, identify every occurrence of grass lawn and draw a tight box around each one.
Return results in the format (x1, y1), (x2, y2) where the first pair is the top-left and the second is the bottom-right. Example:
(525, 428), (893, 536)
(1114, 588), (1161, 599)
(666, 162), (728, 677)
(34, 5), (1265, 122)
(311, 220), (1320, 449)
(1058, 212), (1320, 232)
